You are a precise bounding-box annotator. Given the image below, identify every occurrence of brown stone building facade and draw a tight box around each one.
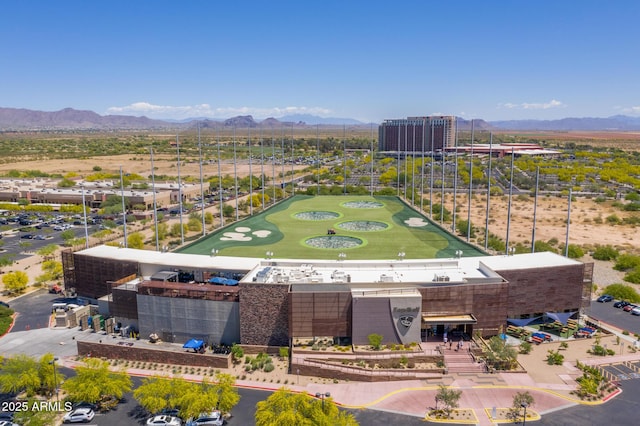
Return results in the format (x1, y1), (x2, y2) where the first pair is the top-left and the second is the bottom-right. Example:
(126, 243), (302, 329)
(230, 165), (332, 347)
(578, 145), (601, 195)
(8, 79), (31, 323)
(63, 246), (591, 347)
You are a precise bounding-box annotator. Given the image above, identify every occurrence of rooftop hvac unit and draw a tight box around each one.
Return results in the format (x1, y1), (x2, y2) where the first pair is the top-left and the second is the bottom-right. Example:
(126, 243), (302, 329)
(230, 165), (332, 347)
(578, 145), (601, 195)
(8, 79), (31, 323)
(379, 274), (394, 283)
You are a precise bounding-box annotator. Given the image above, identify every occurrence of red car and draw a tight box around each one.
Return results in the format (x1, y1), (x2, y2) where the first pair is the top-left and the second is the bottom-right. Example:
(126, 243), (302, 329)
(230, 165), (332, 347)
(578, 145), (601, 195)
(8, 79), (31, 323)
(623, 304), (637, 312)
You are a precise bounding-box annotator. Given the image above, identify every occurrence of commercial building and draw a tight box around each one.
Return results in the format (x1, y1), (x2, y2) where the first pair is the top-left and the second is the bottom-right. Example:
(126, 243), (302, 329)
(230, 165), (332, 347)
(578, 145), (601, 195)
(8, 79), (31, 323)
(62, 246), (591, 348)
(0, 178), (200, 209)
(378, 116), (456, 153)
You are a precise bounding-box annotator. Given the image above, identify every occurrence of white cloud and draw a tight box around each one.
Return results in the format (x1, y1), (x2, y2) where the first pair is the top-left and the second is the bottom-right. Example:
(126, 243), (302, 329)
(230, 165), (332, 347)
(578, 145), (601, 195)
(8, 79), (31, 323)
(106, 102), (332, 120)
(617, 106), (640, 115)
(499, 99), (566, 110)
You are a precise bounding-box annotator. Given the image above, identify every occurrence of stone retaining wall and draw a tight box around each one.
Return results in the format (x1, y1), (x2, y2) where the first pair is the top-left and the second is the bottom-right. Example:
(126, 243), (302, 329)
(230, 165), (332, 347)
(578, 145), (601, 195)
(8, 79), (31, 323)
(77, 341), (231, 368)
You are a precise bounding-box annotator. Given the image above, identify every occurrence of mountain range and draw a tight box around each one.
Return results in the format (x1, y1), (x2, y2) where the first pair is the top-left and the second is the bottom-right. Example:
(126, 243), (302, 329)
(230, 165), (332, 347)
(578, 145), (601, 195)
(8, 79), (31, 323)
(2, 107), (640, 131)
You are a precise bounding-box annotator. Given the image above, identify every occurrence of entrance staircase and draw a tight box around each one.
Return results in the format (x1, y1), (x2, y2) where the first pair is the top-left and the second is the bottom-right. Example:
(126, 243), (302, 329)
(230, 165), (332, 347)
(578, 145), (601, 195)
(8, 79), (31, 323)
(444, 349), (486, 374)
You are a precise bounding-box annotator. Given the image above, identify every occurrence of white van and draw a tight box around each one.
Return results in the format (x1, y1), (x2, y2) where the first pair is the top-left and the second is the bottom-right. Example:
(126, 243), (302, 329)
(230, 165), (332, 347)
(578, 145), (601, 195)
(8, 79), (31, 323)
(51, 302), (68, 312)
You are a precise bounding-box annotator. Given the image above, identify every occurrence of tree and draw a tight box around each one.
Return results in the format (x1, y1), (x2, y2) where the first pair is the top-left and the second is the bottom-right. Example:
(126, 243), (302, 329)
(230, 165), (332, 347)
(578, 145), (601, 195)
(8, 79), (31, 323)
(485, 336), (518, 370)
(510, 391), (535, 421)
(435, 384), (462, 419)
(255, 388), (357, 426)
(0, 353), (62, 397)
(134, 374), (240, 420)
(60, 229), (76, 245)
(187, 217), (202, 232)
(230, 344), (244, 363)
(2, 270), (29, 294)
(62, 358), (132, 408)
(133, 376), (186, 416)
(127, 232), (145, 249)
(204, 211), (214, 225)
(154, 222), (169, 241)
(57, 178), (76, 188)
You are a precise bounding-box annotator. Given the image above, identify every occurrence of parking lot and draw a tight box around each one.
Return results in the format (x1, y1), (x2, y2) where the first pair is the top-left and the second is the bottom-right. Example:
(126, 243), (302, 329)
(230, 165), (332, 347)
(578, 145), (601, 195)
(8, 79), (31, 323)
(589, 300), (640, 336)
(0, 211), (106, 262)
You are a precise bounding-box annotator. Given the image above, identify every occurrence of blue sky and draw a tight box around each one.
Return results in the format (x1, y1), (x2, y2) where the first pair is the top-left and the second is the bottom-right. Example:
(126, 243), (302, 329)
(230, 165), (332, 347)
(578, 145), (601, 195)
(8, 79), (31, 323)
(2, 0), (639, 122)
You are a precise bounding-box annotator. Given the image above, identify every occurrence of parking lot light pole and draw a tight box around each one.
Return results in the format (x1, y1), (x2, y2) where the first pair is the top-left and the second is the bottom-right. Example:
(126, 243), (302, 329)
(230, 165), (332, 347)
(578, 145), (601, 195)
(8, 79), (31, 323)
(315, 392), (330, 413)
(521, 402), (528, 425)
(49, 356), (59, 404)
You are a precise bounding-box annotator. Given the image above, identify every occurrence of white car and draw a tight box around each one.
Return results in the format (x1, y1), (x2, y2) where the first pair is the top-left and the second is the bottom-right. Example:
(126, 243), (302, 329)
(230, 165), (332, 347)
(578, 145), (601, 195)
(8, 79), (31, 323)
(631, 306), (640, 316)
(63, 407), (95, 423)
(146, 415), (182, 426)
(186, 411), (223, 426)
(0, 421), (20, 426)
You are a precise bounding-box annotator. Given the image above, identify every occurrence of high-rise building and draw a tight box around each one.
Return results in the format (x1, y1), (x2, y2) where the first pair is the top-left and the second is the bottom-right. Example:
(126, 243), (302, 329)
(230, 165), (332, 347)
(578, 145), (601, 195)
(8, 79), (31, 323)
(378, 116), (455, 153)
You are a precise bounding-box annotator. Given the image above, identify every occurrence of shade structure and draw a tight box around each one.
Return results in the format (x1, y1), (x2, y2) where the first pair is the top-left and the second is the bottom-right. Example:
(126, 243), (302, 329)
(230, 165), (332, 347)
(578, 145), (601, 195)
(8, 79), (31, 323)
(208, 277), (239, 286)
(183, 338), (205, 349)
(545, 311), (577, 325)
(506, 316), (541, 327)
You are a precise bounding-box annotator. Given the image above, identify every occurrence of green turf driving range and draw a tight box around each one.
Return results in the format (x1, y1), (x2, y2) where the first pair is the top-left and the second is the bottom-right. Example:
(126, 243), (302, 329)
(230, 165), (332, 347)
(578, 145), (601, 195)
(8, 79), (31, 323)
(177, 195), (486, 260)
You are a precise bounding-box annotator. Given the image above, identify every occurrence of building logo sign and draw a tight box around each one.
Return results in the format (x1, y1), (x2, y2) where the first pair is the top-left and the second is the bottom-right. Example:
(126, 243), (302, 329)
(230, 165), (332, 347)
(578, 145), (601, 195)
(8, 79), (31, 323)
(399, 315), (414, 328)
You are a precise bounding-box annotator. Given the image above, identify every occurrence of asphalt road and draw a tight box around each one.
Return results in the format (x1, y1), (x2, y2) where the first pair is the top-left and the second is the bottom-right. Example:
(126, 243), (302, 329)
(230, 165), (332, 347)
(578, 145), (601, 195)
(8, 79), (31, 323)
(8, 288), (59, 332)
(57, 371), (428, 426)
(588, 300), (640, 336)
(537, 379), (640, 425)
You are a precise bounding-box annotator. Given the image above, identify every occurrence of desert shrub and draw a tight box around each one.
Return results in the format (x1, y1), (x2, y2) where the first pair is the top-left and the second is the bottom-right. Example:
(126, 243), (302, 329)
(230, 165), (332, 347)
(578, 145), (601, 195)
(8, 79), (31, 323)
(566, 244), (585, 259)
(263, 362), (275, 373)
(592, 245), (619, 261)
(601, 283), (640, 303)
(546, 350), (564, 365)
(614, 254), (640, 271)
(624, 267), (640, 284)
(519, 342), (533, 354)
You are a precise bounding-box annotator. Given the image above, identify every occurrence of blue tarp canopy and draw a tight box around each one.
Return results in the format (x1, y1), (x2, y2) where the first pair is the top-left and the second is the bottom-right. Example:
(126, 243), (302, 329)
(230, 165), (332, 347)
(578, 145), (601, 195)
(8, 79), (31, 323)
(208, 277), (239, 286)
(506, 316), (542, 327)
(183, 338), (205, 349)
(545, 311), (577, 325)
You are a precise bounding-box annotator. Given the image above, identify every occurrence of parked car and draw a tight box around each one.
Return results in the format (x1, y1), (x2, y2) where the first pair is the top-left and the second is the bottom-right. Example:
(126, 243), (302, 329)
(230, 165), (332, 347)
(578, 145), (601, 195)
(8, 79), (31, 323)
(0, 301), (9, 308)
(63, 408), (95, 423)
(186, 411), (223, 426)
(71, 402), (98, 411)
(159, 408), (181, 418)
(631, 306), (640, 316)
(0, 420), (20, 426)
(613, 300), (630, 308)
(146, 415), (182, 426)
(597, 294), (614, 303)
(623, 304), (638, 312)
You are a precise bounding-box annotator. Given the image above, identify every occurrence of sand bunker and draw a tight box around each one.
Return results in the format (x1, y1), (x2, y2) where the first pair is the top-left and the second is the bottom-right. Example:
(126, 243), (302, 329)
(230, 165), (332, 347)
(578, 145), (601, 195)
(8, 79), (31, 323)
(235, 227), (251, 232)
(220, 232), (252, 241)
(252, 230), (271, 238)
